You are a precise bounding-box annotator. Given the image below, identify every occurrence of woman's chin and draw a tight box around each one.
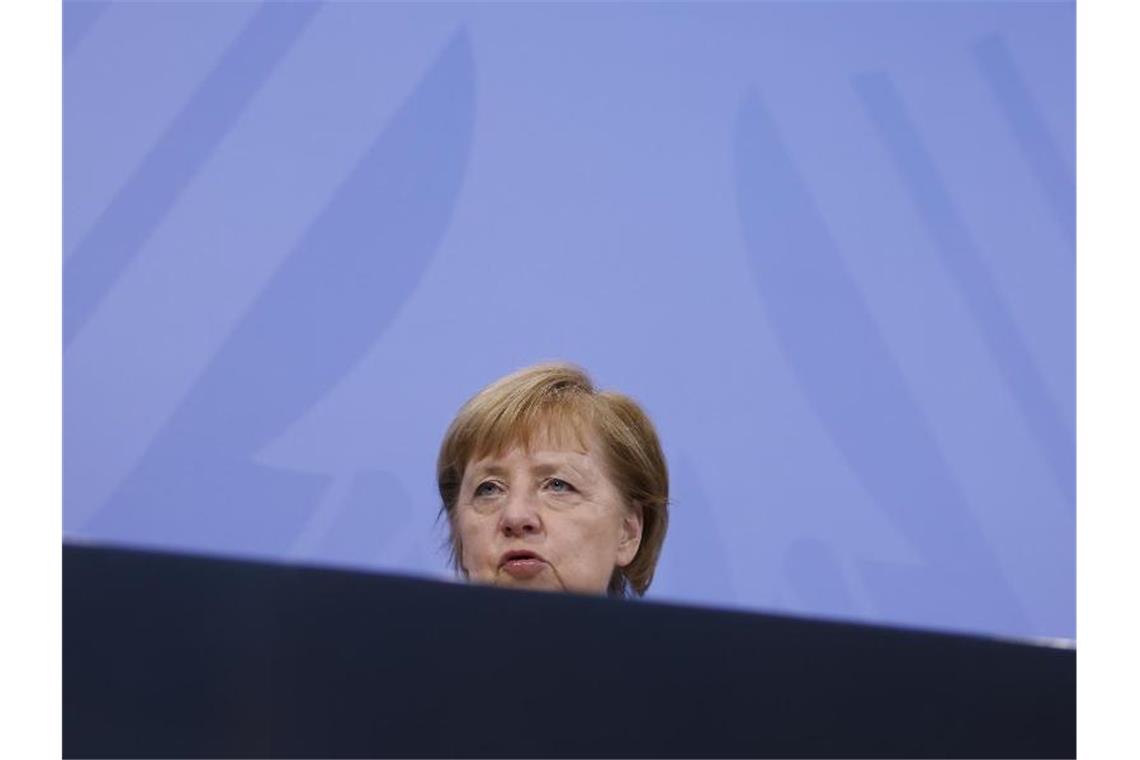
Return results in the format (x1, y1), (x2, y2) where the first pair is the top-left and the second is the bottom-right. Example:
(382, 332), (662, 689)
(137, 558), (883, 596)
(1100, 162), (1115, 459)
(492, 564), (562, 591)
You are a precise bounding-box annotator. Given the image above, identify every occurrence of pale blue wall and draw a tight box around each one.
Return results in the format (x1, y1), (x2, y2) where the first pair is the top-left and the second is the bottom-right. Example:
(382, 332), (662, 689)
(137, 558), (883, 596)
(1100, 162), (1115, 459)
(64, 0), (1074, 639)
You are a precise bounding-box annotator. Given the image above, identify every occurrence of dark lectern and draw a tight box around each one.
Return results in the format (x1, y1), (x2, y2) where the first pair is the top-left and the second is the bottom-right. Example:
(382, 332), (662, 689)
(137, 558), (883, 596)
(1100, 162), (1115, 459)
(63, 544), (1074, 758)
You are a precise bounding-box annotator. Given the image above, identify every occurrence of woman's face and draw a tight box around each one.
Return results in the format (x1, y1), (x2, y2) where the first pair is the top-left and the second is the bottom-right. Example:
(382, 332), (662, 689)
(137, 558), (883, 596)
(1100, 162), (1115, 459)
(454, 431), (643, 595)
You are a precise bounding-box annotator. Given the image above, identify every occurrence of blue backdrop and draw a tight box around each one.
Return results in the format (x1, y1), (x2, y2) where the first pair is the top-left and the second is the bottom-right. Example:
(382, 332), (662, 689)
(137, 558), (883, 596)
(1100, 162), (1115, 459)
(64, 0), (1074, 640)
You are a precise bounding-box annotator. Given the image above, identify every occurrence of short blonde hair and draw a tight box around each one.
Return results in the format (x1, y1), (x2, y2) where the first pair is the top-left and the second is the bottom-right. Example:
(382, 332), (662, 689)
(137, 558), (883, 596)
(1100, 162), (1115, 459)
(436, 362), (669, 597)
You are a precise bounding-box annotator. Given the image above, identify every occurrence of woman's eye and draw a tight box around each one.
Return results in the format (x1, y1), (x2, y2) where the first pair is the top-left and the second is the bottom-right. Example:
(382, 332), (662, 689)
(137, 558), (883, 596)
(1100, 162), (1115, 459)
(474, 481), (501, 497)
(545, 478), (575, 493)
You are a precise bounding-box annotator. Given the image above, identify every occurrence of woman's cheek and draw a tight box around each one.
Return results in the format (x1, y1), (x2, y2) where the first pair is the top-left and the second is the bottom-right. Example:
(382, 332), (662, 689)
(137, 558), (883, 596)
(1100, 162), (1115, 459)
(457, 514), (485, 578)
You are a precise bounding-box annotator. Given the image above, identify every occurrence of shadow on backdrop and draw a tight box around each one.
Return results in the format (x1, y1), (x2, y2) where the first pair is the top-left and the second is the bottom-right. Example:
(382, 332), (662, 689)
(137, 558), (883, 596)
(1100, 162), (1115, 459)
(853, 70), (1074, 509)
(81, 31), (476, 558)
(64, 2), (321, 344)
(734, 91), (1031, 636)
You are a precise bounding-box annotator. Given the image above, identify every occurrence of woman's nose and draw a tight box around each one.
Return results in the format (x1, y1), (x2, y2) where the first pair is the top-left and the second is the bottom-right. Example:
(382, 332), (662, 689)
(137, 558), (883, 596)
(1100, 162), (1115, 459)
(500, 493), (541, 537)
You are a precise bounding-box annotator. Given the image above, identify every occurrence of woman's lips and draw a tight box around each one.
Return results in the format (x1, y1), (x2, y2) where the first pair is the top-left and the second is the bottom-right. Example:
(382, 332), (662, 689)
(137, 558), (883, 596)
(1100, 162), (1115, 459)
(500, 557), (547, 579)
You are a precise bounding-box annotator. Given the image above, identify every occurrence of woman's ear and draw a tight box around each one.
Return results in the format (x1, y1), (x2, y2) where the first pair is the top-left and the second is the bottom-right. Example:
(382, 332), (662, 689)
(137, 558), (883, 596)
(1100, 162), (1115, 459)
(616, 502), (644, 567)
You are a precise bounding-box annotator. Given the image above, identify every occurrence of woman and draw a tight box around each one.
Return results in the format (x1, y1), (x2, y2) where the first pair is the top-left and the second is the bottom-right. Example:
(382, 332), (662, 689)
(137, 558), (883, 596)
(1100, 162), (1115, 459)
(437, 362), (669, 597)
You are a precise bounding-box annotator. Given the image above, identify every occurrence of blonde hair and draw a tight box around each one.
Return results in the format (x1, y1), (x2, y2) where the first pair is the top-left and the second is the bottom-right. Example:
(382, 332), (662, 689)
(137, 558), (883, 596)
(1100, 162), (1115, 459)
(436, 362), (669, 597)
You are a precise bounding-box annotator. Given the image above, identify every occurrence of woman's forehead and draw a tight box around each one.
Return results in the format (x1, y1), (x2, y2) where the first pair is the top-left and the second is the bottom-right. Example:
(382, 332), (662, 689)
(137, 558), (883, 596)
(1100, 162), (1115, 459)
(466, 424), (601, 471)
(470, 438), (592, 467)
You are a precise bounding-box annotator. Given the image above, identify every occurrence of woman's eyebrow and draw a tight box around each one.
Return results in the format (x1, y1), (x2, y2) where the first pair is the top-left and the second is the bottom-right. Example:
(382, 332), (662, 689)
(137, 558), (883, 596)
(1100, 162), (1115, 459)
(467, 463), (508, 479)
(531, 460), (593, 480)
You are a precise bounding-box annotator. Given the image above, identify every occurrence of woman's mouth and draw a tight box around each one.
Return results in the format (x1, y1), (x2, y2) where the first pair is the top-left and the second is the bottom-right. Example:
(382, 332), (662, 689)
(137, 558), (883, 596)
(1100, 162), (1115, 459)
(499, 551), (548, 579)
